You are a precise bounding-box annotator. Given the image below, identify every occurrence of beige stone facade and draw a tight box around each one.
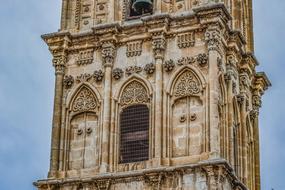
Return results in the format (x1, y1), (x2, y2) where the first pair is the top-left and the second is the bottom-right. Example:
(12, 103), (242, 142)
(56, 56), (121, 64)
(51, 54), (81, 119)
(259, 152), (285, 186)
(34, 1), (271, 190)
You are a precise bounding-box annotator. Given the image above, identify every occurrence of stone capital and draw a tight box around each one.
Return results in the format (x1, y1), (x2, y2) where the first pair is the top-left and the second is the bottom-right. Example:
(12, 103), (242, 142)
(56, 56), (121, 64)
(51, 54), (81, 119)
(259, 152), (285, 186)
(101, 42), (116, 67)
(205, 25), (222, 52)
(152, 35), (166, 60)
(52, 54), (67, 75)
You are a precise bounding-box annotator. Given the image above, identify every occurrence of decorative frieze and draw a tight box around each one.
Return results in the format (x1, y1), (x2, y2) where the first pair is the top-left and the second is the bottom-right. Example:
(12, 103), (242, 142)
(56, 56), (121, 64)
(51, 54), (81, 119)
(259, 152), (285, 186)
(164, 53), (208, 71)
(126, 41), (142, 57)
(77, 49), (94, 65)
(177, 32), (195, 49)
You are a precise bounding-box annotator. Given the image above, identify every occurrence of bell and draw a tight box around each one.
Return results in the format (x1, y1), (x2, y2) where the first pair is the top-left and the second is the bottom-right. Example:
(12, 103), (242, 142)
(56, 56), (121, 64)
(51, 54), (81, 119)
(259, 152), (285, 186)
(132, 0), (153, 15)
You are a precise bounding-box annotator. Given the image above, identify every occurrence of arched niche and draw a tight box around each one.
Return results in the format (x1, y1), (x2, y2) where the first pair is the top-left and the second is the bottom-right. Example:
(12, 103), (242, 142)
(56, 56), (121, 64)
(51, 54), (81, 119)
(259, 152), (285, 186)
(112, 76), (153, 171)
(166, 67), (206, 160)
(66, 84), (101, 172)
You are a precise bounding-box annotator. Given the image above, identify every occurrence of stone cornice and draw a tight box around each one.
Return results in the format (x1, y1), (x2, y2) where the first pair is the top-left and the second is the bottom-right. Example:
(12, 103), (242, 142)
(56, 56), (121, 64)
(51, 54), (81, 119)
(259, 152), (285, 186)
(34, 159), (247, 190)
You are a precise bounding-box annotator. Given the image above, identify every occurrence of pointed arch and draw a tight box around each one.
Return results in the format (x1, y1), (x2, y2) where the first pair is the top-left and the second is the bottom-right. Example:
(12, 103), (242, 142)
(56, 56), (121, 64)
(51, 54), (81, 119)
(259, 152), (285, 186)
(67, 84), (100, 114)
(166, 65), (206, 97)
(115, 74), (153, 106)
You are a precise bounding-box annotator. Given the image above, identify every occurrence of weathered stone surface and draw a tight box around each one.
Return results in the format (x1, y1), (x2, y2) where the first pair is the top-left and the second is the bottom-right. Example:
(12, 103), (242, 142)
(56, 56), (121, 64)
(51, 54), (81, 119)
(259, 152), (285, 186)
(35, 1), (271, 190)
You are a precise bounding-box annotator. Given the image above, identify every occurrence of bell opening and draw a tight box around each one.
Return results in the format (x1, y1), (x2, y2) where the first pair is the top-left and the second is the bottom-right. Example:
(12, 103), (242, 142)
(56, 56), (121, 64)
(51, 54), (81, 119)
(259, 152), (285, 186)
(129, 0), (153, 18)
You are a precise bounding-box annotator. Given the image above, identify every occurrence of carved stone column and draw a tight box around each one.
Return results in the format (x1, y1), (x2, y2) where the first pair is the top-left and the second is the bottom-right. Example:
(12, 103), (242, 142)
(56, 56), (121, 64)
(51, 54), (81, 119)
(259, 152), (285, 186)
(224, 64), (236, 168)
(100, 42), (116, 172)
(205, 25), (222, 158)
(152, 33), (166, 165)
(48, 53), (66, 178)
(251, 93), (262, 190)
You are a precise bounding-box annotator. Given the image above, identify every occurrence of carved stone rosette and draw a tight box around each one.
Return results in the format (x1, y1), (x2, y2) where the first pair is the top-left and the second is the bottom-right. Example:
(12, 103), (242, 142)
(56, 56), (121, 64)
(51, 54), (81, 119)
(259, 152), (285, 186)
(63, 75), (74, 89)
(164, 59), (175, 72)
(112, 68), (124, 80)
(94, 70), (104, 82)
(144, 63), (155, 75)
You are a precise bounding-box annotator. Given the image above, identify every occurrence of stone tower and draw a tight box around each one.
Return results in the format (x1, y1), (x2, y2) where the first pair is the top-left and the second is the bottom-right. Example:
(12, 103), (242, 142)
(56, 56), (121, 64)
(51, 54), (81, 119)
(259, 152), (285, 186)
(34, 0), (271, 190)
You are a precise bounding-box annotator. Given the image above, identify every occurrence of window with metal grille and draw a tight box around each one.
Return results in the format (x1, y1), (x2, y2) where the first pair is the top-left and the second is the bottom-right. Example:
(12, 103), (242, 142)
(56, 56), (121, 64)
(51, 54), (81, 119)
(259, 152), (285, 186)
(119, 104), (149, 163)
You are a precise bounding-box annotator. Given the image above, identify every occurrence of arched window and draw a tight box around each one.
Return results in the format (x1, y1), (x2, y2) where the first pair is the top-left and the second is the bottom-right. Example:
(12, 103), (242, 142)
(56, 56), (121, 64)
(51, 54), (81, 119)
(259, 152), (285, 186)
(127, 0), (153, 19)
(119, 104), (149, 163)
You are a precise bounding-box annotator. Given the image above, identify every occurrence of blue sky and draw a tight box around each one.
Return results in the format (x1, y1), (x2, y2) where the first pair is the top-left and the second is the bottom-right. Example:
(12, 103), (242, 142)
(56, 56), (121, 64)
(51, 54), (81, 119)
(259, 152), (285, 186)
(0, 1), (284, 189)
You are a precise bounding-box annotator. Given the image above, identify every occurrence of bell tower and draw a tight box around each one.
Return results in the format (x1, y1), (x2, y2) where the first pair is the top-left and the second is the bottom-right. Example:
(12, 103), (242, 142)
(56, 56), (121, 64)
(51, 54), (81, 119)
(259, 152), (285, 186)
(35, 0), (270, 190)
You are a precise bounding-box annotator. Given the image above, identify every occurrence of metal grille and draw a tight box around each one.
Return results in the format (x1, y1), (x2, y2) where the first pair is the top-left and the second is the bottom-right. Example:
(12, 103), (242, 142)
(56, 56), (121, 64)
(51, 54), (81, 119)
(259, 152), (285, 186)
(120, 104), (149, 163)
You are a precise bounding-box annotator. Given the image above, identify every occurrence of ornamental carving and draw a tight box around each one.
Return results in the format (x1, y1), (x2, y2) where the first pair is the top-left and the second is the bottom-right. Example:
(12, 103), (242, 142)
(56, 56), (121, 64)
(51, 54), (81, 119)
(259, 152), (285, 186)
(205, 26), (221, 51)
(196, 53), (208, 66)
(72, 86), (97, 112)
(126, 41), (142, 57)
(174, 70), (201, 98)
(53, 55), (66, 74)
(177, 56), (195, 66)
(164, 59), (175, 72)
(94, 70), (104, 82)
(177, 32), (195, 48)
(125, 66), (142, 75)
(76, 73), (92, 83)
(77, 49), (94, 65)
(120, 81), (149, 106)
(112, 68), (124, 80)
(63, 75), (74, 89)
(144, 63), (155, 75)
(152, 36), (166, 59)
(102, 43), (116, 66)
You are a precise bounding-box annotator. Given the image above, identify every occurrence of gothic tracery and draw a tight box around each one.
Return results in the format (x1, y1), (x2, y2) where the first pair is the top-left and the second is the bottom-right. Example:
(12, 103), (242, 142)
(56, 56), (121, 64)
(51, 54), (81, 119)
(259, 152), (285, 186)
(120, 81), (149, 106)
(72, 86), (97, 112)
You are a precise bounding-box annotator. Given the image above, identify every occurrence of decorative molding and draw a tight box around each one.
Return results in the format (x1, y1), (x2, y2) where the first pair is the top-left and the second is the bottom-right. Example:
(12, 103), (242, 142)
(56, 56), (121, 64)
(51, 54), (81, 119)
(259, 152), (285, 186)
(125, 66), (142, 75)
(177, 32), (195, 48)
(174, 70), (201, 98)
(93, 70), (104, 82)
(63, 75), (74, 89)
(72, 86), (97, 112)
(112, 68), (124, 80)
(205, 25), (221, 52)
(77, 49), (94, 65)
(196, 53), (208, 67)
(120, 81), (149, 106)
(126, 41), (142, 57)
(177, 57), (195, 66)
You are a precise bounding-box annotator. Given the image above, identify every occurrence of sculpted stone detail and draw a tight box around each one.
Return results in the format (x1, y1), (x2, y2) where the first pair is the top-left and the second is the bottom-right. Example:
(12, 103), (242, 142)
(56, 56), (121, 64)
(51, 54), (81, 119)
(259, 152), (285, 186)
(120, 81), (149, 106)
(112, 68), (124, 80)
(144, 173), (164, 190)
(196, 53), (208, 67)
(239, 73), (250, 89)
(93, 70), (104, 82)
(126, 41), (142, 57)
(152, 36), (166, 59)
(102, 43), (116, 66)
(94, 179), (112, 190)
(77, 49), (94, 65)
(174, 70), (201, 98)
(205, 25), (221, 51)
(144, 63), (155, 75)
(125, 66), (142, 75)
(63, 75), (74, 89)
(76, 73), (92, 83)
(72, 86), (97, 112)
(164, 59), (175, 72)
(177, 56), (195, 66)
(52, 55), (66, 74)
(177, 32), (195, 48)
